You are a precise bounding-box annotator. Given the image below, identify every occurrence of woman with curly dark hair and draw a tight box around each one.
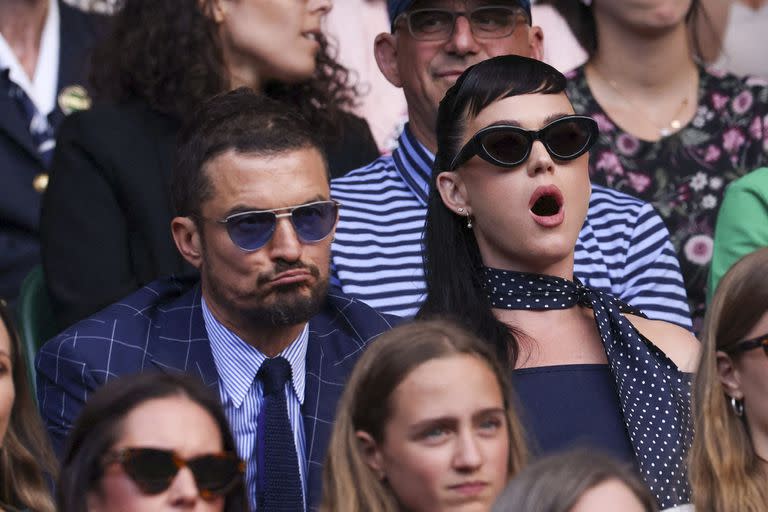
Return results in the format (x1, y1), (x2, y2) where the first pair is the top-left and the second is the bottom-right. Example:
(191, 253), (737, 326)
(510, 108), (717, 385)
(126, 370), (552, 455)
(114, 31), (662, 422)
(40, 0), (379, 328)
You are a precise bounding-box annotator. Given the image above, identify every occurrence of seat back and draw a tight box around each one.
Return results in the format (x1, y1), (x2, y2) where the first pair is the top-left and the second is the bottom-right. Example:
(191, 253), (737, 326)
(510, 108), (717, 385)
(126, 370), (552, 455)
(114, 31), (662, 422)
(16, 266), (58, 396)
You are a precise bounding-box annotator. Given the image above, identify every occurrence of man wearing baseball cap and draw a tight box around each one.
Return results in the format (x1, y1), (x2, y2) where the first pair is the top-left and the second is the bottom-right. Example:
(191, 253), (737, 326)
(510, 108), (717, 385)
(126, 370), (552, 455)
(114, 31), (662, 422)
(330, 0), (693, 329)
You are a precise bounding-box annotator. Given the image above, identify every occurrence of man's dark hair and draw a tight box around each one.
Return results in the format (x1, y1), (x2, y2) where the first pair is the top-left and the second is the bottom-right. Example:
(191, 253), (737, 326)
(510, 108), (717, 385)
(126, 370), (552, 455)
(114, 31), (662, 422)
(172, 87), (327, 217)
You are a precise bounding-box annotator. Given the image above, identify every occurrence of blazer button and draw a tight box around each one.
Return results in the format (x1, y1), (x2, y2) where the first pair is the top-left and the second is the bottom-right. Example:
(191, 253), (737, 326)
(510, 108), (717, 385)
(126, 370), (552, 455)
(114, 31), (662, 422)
(33, 173), (49, 193)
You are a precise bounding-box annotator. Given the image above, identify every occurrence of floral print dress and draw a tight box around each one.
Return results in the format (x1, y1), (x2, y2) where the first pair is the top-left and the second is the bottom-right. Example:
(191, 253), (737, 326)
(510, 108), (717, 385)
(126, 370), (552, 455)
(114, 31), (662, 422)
(566, 66), (768, 330)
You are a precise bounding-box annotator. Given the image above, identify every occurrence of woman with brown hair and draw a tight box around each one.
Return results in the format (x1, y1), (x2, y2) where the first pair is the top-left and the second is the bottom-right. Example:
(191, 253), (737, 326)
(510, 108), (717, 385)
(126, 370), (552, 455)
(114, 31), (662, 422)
(689, 247), (768, 512)
(493, 449), (657, 512)
(321, 319), (528, 512)
(0, 301), (57, 512)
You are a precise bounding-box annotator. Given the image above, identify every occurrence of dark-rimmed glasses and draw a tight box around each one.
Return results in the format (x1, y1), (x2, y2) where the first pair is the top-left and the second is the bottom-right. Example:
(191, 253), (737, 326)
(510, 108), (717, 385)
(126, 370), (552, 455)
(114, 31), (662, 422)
(210, 200), (340, 252)
(394, 5), (530, 41)
(726, 332), (768, 357)
(449, 115), (599, 171)
(103, 447), (245, 499)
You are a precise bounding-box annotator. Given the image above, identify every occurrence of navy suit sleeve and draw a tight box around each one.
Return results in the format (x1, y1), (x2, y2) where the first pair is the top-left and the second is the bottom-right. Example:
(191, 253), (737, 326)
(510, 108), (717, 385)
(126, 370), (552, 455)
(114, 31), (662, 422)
(41, 112), (139, 329)
(35, 329), (103, 458)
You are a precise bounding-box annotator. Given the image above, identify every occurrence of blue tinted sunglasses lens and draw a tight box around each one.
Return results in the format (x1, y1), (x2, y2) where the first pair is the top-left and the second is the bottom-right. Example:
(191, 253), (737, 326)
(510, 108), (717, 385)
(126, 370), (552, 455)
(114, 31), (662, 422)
(292, 201), (338, 243)
(226, 212), (275, 251)
(226, 202), (338, 251)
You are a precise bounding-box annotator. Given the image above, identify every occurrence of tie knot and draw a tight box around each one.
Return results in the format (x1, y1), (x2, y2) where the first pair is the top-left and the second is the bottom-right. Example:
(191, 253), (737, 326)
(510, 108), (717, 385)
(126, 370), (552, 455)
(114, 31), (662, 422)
(258, 356), (292, 396)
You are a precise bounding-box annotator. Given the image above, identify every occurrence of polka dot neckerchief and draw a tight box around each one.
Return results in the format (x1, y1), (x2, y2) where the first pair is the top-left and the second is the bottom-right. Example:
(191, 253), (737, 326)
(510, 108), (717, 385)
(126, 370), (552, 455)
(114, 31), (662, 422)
(483, 267), (693, 509)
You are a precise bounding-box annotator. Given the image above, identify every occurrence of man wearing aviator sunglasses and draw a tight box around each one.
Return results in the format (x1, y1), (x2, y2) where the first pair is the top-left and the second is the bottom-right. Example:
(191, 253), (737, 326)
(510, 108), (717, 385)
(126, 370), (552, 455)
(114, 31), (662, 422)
(37, 89), (395, 512)
(330, 0), (693, 329)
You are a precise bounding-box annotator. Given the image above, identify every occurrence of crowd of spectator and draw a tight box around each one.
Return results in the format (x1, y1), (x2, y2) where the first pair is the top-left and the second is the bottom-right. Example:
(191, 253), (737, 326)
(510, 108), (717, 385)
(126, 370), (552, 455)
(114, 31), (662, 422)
(1, 0), (767, 511)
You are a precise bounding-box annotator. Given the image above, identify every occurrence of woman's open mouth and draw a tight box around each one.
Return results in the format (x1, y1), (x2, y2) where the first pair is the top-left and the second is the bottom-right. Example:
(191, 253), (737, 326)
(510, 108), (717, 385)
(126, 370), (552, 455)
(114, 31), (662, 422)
(529, 185), (565, 227)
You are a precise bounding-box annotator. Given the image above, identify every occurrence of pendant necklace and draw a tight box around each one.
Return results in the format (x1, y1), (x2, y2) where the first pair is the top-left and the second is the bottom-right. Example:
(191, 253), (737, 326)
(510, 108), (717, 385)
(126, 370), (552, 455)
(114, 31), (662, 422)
(590, 66), (691, 138)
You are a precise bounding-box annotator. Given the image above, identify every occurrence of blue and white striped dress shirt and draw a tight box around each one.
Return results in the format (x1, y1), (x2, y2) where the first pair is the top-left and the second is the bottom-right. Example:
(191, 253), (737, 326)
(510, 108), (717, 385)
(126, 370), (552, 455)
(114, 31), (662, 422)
(202, 298), (308, 511)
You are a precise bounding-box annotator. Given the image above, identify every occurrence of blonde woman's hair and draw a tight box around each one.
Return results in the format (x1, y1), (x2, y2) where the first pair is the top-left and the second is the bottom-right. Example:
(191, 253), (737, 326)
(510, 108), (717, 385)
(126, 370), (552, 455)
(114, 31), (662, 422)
(320, 319), (528, 512)
(689, 247), (768, 511)
(0, 301), (57, 512)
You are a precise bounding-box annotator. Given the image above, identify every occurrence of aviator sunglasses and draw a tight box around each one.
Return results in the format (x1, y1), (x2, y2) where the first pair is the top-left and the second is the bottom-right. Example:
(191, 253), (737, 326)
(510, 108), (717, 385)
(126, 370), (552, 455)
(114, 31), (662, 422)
(103, 447), (245, 499)
(448, 115), (599, 171)
(212, 200), (340, 252)
(726, 332), (768, 357)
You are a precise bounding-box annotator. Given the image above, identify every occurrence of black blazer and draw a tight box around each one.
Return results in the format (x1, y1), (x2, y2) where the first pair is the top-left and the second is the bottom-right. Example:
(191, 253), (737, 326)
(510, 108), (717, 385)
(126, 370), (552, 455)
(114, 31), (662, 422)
(0, 2), (104, 302)
(41, 101), (379, 328)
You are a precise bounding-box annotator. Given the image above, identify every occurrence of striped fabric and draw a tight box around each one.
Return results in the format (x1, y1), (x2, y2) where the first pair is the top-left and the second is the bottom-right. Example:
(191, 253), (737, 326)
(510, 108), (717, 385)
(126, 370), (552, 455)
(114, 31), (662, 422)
(203, 299), (308, 512)
(331, 124), (692, 329)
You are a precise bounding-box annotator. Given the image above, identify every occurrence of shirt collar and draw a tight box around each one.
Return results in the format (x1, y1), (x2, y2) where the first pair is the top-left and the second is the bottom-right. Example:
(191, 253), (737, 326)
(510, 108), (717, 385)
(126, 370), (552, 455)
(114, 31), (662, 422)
(202, 297), (308, 409)
(0, 0), (59, 115)
(392, 122), (436, 206)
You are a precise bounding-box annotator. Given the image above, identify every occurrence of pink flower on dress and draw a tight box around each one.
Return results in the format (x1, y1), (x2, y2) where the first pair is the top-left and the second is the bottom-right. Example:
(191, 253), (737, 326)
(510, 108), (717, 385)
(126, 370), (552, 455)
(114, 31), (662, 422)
(627, 172), (651, 194)
(684, 235), (714, 265)
(704, 145), (721, 162)
(711, 93), (729, 111)
(723, 127), (745, 153)
(616, 133), (640, 156)
(750, 116), (763, 140)
(595, 151), (624, 176)
(732, 90), (754, 115)
(592, 113), (615, 133)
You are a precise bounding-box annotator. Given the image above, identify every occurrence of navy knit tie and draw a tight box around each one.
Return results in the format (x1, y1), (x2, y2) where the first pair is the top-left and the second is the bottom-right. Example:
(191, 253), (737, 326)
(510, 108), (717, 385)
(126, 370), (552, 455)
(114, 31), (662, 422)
(256, 356), (304, 511)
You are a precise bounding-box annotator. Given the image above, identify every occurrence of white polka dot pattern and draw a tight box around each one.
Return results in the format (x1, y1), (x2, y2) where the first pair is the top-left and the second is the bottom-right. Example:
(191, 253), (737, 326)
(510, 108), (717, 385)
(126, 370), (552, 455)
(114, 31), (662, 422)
(483, 268), (693, 509)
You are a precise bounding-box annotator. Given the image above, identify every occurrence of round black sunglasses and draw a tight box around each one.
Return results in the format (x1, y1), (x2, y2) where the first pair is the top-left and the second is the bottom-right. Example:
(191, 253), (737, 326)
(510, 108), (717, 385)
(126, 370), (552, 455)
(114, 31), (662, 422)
(448, 115), (599, 171)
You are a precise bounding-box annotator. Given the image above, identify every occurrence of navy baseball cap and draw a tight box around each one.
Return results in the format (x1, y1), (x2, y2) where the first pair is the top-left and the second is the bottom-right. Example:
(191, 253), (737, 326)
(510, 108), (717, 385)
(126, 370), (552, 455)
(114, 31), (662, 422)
(387, 0), (532, 26)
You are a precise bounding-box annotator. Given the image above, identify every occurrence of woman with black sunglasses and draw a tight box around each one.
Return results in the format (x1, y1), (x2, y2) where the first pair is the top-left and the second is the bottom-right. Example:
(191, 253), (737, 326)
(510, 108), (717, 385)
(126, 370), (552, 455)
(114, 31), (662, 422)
(689, 247), (768, 512)
(418, 54), (700, 510)
(57, 372), (247, 512)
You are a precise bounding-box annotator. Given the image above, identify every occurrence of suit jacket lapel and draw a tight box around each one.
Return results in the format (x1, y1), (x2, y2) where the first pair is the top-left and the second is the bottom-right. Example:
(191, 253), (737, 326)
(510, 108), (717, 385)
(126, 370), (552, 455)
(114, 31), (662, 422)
(0, 73), (39, 161)
(49, 1), (101, 130)
(146, 283), (219, 390)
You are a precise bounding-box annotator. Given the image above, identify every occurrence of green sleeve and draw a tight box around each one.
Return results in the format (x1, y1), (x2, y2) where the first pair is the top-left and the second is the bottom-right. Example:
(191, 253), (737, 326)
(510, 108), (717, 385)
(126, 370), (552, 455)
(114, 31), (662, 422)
(708, 168), (768, 301)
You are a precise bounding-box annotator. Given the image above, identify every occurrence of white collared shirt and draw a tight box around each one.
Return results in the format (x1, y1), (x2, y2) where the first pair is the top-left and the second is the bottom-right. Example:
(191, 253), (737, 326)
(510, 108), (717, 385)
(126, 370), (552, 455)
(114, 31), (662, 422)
(0, 0), (60, 116)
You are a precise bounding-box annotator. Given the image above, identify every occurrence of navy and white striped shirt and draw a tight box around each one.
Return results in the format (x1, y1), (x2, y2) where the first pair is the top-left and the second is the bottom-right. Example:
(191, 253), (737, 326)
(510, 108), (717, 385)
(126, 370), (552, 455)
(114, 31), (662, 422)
(331, 124), (692, 329)
(202, 298), (308, 511)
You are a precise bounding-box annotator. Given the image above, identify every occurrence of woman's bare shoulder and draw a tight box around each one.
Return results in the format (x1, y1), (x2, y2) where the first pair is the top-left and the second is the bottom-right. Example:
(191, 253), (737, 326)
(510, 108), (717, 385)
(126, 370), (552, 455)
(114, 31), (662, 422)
(624, 314), (701, 372)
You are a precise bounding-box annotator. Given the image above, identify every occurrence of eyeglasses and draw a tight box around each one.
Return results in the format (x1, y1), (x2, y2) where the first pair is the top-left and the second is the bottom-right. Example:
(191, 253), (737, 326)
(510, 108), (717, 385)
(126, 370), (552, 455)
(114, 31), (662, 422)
(727, 332), (768, 357)
(449, 115), (599, 171)
(212, 200), (340, 252)
(394, 5), (529, 41)
(103, 448), (245, 499)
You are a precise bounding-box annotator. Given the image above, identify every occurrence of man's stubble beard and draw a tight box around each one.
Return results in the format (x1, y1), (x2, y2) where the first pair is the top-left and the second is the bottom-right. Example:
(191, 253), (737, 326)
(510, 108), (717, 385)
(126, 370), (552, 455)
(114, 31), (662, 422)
(201, 241), (329, 329)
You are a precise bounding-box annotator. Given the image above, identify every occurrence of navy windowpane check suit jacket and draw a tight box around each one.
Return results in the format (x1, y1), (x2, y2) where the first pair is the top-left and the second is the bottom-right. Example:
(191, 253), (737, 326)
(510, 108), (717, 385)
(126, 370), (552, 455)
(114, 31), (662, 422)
(36, 276), (396, 509)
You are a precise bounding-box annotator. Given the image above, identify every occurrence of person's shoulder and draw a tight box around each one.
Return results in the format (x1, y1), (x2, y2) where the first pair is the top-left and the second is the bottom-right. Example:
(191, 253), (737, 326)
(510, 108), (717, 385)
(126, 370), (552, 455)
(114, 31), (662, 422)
(331, 154), (397, 188)
(59, 0), (109, 35)
(703, 67), (768, 99)
(624, 314), (700, 372)
(725, 167), (768, 195)
(314, 288), (399, 341)
(589, 184), (647, 209)
(41, 277), (198, 351)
